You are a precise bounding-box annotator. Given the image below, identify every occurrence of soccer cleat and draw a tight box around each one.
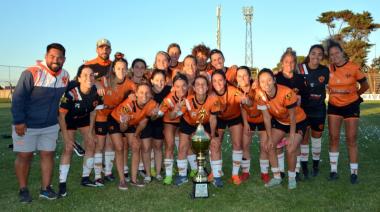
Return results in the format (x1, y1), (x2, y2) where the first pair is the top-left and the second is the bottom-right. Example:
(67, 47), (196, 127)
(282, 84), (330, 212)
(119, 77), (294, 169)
(39, 185), (58, 200)
(189, 169), (197, 178)
(81, 177), (97, 187)
(95, 178), (105, 187)
(144, 176), (152, 184)
(163, 176), (173, 185)
(130, 180), (145, 188)
(265, 178), (282, 188)
(155, 174), (163, 181)
(207, 172), (214, 182)
(312, 160), (320, 177)
(301, 161), (309, 180)
(124, 173), (130, 183)
(295, 172), (302, 182)
(240, 172), (250, 182)
(19, 187), (32, 203)
(150, 168), (157, 177)
(58, 182), (67, 198)
(350, 174), (359, 184)
(288, 178), (297, 190)
(104, 174), (116, 182)
(328, 172), (339, 181)
(261, 173), (270, 184)
(118, 181), (128, 191)
(280, 172), (286, 179)
(212, 177), (223, 188)
(174, 176), (189, 186)
(73, 141), (85, 157)
(230, 175), (242, 185)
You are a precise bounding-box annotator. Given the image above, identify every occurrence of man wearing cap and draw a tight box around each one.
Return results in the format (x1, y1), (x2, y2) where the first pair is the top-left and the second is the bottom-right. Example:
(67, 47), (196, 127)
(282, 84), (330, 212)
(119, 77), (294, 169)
(11, 43), (70, 203)
(85, 38), (112, 79)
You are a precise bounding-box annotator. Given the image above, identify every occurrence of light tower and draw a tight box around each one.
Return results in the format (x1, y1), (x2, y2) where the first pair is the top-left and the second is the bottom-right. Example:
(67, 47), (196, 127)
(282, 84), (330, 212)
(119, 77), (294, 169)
(216, 5), (221, 50)
(242, 6), (253, 68)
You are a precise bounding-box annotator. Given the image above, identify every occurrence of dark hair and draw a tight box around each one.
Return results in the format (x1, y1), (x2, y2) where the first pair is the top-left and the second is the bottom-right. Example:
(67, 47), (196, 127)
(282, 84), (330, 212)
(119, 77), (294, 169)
(75, 64), (93, 82)
(303, 44), (325, 64)
(114, 52), (124, 60)
(47, 43), (66, 56)
(210, 49), (225, 60)
(192, 44), (210, 58)
(193, 75), (209, 86)
(258, 68), (275, 81)
(132, 58), (147, 69)
(280, 47), (297, 64)
(107, 58), (128, 88)
(211, 69), (227, 92)
(167, 43), (181, 54)
(237, 65), (252, 79)
(151, 68), (167, 80)
(327, 39), (344, 56)
(136, 82), (152, 93)
(173, 73), (188, 85)
(183, 55), (198, 65)
(112, 57), (129, 70)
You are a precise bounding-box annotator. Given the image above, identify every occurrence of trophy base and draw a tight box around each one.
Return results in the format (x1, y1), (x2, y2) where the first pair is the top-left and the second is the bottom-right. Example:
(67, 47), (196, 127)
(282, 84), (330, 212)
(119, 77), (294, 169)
(192, 182), (209, 198)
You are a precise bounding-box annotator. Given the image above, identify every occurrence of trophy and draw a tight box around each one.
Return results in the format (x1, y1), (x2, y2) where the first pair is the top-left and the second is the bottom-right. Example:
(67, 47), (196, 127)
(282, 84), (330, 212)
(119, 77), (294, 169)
(191, 123), (211, 198)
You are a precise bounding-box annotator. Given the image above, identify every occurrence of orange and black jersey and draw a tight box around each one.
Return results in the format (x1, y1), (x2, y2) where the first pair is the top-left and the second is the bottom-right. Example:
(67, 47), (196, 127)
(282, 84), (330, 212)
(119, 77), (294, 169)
(96, 77), (136, 122)
(298, 63), (329, 117)
(182, 94), (220, 126)
(59, 83), (101, 119)
(215, 85), (244, 120)
(275, 71), (309, 108)
(111, 98), (157, 126)
(159, 92), (187, 123)
(241, 88), (263, 124)
(257, 84), (306, 125)
(207, 66), (238, 85)
(328, 61), (366, 107)
(85, 57), (112, 80)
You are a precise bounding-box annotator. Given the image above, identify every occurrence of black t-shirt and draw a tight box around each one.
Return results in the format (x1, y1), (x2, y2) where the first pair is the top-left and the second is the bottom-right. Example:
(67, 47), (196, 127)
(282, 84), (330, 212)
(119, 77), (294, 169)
(89, 63), (111, 80)
(153, 85), (172, 104)
(275, 71), (309, 107)
(297, 64), (329, 117)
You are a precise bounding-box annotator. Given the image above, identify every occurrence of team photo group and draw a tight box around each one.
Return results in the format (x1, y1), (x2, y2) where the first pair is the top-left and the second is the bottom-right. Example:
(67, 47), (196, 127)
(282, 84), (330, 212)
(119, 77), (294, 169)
(11, 38), (369, 203)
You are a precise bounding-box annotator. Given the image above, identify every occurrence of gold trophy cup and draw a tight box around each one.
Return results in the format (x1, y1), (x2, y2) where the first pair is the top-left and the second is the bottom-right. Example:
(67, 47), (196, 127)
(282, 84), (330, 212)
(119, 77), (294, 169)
(191, 123), (211, 198)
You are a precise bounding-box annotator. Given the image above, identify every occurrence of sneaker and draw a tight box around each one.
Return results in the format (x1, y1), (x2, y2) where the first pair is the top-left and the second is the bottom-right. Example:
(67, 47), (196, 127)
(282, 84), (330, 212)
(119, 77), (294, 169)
(58, 182), (67, 197)
(81, 177), (97, 187)
(288, 178), (297, 190)
(280, 172), (286, 179)
(118, 181), (128, 191)
(189, 169), (197, 178)
(261, 173), (270, 184)
(240, 172), (250, 182)
(130, 180), (145, 188)
(163, 176), (173, 185)
(350, 174), (359, 184)
(124, 173), (130, 183)
(39, 185), (57, 200)
(230, 175), (242, 185)
(151, 168), (157, 177)
(95, 178), (105, 187)
(175, 176), (189, 186)
(73, 141), (85, 157)
(301, 161), (309, 180)
(144, 176), (152, 184)
(265, 178), (282, 188)
(207, 172), (214, 182)
(328, 172), (339, 181)
(104, 174), (115, 182)
(212, 177), (223, 188)
(138, 170), (147, 178)
(19, 187), (32, 203)
(296, 172), (302, 182)
(155, 174), (163, 181)
(312, 160), (320, 177)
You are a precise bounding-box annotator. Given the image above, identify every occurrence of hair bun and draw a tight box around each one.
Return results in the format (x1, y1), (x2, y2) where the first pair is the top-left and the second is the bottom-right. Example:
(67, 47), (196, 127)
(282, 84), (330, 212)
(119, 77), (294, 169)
(286, 47), (293, 53)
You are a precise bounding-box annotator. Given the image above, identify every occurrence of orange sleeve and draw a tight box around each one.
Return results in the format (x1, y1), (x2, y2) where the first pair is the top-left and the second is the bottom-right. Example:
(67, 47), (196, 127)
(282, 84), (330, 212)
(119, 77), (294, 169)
(209, 95), (221, 114)
(283, 88), (298, 109)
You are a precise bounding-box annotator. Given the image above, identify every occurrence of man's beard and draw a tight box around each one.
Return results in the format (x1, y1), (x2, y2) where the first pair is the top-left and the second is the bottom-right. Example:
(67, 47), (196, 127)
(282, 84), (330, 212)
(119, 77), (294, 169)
(47, 63), (62, 72)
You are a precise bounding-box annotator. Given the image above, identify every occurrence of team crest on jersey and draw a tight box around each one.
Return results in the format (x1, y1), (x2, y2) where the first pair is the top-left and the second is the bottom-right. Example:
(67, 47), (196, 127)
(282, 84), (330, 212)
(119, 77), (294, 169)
(60, 96), (68, 104)
(198, 108), (207, 121)
(122, 105), (130, 114)
(318, 76), (325, 83)
(285, 92), (293, 100)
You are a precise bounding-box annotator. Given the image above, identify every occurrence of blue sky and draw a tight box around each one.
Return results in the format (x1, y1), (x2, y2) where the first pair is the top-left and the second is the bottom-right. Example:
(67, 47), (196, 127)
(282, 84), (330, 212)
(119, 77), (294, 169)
(0, 0), (379, 82)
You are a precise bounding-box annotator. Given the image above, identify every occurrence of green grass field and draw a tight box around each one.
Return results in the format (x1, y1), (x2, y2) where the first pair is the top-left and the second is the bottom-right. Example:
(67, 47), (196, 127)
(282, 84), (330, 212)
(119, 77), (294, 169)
(0, 100), (379, 211)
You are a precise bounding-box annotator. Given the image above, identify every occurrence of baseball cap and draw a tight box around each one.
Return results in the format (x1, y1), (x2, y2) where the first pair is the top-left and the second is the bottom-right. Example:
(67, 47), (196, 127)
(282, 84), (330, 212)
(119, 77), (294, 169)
(96, 38), (111, 48)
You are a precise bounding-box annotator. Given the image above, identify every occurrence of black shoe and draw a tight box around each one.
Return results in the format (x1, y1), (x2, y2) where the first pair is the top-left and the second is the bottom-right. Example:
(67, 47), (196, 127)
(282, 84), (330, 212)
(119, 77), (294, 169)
(280, 172), (286, 179)
(296, 172), (303, 182)
(311, 160), (320, 177)
(19, 187), (32, 203)
(73, 141), (85, 157)
(81, 177), (97, 187)
(104, 174), (115, 182)
(350, 174), (359, 184)
(58, 182), (67, 198)
(39, 185), (57, 200)
(301, 161), (309, 180)
(328, 172), (339, 181)
(138, 170), (147, 178)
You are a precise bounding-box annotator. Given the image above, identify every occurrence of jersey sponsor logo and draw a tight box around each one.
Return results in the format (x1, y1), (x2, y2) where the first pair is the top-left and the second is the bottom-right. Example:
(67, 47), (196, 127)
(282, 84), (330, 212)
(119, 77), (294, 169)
(285, 92), (293, 100)
(318, 76), (325, 83)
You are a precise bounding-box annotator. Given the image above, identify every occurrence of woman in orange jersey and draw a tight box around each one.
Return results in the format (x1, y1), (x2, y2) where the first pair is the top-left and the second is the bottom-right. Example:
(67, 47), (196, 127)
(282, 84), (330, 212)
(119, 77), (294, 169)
(154, 51), (173, 85)
(167, 43), (183, 76)
(90, 58), (136, 187)
(326, 40), (369, 184)
(236, 66), (272, 183)
(110, 83), (158, 189)
(257, 68), (307, 190)
(181, 55), (198, 88)
(208, 49), (238, 85)
(210, 70), (252, 187)
(191, 44), (212, 75)
(159, 73), (189, 185)
(174, 75), (219, 185)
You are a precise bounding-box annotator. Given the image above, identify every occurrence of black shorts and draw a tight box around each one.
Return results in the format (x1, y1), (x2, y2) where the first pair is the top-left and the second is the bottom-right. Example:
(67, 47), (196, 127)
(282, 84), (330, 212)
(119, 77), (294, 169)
(144, 118), (164, 140)
(327, 98), (362, 119)
(248, 122), (265, 132)
(95, 121), (109, 136)
(66, 116), (90, 130)
(107, 115), (122, 135)
(179, 118), (211, 135)
(124, 125), (152, 139)
(217, 116), (243, 130)
(306, 115), (326, 132)
(272, 119), (308, 137)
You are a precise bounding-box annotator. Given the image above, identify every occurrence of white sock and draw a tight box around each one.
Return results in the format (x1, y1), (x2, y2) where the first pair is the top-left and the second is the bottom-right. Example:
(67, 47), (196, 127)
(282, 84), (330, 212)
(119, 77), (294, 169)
(295, 155), (301, 173)
(59, 164), (70, 183)
(300, 144), (309, 162)
(82, 157), (94, 177)
(288, 171), (296, 180)
(271, 167), (281, 179)
(104, 151), (115, 176)
(350, 163), (358, 175)
(277, 152), (285, 172)
(259, 159), (269, 174)
(187, 154), (197, 171)
(329, 152), (339, 173)
(311, 137), (322, 160)
(211, 160), (223, 178)
(164, 159), (174, 177)
(177, 159), (188, 177)
(175, 136), (179, 151)
(232, 150), (243, 176)
(94, 153), (103, 180)
(138, 161), (144, 171)
(241, 159), (251, 174)
(124, 166), (129, 174)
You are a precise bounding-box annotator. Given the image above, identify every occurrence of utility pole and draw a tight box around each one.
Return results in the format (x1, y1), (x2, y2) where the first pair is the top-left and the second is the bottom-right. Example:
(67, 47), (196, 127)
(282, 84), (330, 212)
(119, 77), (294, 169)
(242, 6), (253, 68)
(216, 5), (221, 50)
